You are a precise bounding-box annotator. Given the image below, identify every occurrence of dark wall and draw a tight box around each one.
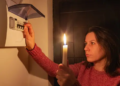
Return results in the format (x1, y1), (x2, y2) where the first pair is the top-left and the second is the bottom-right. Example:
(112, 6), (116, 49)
(53, 0), (120, 64)
(53, 0), (120, 86)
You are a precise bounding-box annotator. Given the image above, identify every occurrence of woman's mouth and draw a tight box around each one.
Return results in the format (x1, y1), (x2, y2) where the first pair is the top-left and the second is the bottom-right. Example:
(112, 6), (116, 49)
(86, 54), (91, 57)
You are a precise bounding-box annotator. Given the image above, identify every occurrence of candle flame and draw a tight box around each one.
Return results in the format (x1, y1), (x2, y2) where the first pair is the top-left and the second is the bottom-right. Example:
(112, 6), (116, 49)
(63, 34), (66, 45)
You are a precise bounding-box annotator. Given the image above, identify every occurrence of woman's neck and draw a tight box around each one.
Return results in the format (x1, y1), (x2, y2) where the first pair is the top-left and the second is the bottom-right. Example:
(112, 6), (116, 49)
(93, 57), (107, 71)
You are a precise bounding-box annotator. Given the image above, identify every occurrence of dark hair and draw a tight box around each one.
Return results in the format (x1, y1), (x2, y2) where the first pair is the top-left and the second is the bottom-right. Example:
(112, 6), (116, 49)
(83, 26), (120, 77)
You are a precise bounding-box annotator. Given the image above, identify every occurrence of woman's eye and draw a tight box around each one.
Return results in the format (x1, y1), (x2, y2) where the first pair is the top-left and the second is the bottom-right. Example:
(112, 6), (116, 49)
(91, 42), (95, 45)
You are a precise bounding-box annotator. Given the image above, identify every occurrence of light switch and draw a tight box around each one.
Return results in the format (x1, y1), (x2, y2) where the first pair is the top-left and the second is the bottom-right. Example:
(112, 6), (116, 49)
(9, 17), (15, 28)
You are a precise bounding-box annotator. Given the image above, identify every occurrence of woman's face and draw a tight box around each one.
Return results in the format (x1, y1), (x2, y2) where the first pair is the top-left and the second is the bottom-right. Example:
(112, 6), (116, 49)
(84, 32), (106, 63)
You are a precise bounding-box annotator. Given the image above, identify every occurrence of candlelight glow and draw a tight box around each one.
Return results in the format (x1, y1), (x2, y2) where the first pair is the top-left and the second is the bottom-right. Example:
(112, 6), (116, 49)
(63, 34), (68, 66)
(63, 34), (67, 45)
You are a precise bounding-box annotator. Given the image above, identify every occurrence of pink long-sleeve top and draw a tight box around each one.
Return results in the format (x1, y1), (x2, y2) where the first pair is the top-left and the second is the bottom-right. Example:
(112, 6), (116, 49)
(27, 44), (120, 86)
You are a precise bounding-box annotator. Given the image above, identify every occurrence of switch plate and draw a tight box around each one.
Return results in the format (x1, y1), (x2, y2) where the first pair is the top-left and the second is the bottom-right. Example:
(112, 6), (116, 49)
(9, 16), (26, 31)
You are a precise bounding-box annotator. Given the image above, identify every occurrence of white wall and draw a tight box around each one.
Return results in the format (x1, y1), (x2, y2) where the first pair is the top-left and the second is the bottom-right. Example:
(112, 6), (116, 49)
(28, 0), (53, 86)
(0, 48), (29, 86)
(0, 0), (30, 86)
(0, 0), (53, 86)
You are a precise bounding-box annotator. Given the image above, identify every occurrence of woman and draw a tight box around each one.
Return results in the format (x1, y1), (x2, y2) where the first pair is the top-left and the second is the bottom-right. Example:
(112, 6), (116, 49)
(23, 23), (120, 86)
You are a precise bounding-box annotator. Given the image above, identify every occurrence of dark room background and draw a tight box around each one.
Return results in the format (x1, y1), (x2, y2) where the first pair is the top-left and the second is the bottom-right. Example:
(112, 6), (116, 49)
(53, 0), (120, 86)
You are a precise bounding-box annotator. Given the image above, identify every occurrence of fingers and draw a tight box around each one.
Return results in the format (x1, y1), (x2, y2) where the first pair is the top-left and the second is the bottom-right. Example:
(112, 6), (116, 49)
(56, 75), (66, 86)
(56, 63), (76, 86)
(59, 64), (66, 69)
(23, 26), (30, 38)
(56, 74), (63, 80)
(57, 79), (63, 86)
(56, 69), (67, 77)
(58, 64), (69, 72)
(56, 72), (63, 86)
(56, 66), (70, 86)
(24, 23), (34, 37)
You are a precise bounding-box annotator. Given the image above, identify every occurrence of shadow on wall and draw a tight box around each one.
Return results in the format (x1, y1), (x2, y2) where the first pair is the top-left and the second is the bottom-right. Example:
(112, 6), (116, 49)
(17, 47), (29, 72)
(17, 47), (48, 80)
(28, 56), (54, 86)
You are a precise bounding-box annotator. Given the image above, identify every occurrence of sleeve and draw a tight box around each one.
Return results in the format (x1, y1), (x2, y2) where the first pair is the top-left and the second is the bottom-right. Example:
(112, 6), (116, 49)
(73, 80), (81, 86)
(27, 44), (59, 77)
(118, 83), (120, 86)
(69, 61), (84, 77)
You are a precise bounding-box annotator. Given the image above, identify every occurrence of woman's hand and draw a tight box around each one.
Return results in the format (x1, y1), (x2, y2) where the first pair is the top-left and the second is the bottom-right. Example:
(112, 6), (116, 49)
(56, 64), (77, 86)
(23, 23), (35, 50)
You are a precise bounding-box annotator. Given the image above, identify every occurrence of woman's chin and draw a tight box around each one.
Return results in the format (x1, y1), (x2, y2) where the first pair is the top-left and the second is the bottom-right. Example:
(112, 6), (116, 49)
(87, 58), (95, 62)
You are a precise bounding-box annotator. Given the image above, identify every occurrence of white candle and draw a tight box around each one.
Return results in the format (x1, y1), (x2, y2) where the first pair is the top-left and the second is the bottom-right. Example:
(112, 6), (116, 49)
(62, 34), (68, 66)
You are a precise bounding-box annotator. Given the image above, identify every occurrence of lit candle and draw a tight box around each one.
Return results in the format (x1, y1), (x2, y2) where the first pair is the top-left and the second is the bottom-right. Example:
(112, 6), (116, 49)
(62, 34), (68, 66)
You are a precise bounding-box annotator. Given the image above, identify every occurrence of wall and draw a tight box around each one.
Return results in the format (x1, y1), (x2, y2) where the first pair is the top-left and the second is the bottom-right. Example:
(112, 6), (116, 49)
(28, 0), (53, 86)
(53, 0), (120, 64)
(0, 0), (30, 86)
(0, 0), (53, 86)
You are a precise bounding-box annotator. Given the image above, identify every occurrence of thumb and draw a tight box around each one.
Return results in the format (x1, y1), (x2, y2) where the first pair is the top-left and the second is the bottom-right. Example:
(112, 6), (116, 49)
(24, 25), (30, 38)
(58, 64), (70, 73)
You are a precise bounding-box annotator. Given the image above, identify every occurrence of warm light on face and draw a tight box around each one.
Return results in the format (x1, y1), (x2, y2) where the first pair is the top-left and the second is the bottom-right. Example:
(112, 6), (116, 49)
(63, 34), (67, 45)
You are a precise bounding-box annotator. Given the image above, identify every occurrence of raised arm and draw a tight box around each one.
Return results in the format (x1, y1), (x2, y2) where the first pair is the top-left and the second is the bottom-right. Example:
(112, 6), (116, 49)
(23, 23), (58, 76)
(27, 43), (58, 77)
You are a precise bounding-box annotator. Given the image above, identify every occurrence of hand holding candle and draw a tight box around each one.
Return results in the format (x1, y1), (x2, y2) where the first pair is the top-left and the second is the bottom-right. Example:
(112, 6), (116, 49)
(62, 34), (68, 66)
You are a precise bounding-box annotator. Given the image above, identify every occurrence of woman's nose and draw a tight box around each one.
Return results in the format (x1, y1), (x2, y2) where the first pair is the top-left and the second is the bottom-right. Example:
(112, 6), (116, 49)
(84, 45), (89, 51)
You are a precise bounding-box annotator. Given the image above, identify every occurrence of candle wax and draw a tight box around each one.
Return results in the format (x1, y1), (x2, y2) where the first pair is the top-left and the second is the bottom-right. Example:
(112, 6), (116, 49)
(62, 45), (68, 66)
